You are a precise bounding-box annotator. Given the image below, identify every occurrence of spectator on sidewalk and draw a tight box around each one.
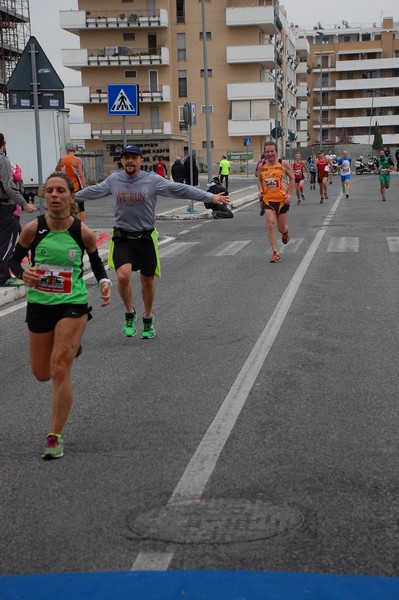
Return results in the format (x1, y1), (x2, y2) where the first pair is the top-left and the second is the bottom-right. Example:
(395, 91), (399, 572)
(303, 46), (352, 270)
(183, 150), (199, 186)
(171, 156), (184, 182)
(219, 155), (230, 191)
(205, 176), (233, 219)
(0, 132), (37, 287)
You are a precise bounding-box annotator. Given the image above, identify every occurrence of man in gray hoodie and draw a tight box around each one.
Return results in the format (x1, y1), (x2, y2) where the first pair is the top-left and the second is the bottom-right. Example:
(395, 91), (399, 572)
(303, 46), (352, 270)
(76, 144), (230, 339)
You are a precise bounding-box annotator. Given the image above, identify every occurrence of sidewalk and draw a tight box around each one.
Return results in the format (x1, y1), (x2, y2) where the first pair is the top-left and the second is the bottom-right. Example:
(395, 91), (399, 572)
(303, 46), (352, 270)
(0, 187), (257, 307)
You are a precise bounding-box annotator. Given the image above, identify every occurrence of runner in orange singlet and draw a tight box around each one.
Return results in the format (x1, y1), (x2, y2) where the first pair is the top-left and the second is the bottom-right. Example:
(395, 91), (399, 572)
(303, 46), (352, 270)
(55, 144), (87, 221)
(258, 141), (295, 263)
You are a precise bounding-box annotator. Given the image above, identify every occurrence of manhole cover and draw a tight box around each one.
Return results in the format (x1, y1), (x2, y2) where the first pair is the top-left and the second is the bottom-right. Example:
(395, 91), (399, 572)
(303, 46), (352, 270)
(129, 499), (303, 545)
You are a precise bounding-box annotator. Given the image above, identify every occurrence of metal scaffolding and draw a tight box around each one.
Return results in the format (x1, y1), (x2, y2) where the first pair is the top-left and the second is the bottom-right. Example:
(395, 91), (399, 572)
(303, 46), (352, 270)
(0, 0), (30, 108)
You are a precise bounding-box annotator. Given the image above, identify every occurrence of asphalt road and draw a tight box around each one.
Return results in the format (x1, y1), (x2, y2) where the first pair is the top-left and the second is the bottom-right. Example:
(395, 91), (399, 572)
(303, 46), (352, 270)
(1, 173), (398, 597)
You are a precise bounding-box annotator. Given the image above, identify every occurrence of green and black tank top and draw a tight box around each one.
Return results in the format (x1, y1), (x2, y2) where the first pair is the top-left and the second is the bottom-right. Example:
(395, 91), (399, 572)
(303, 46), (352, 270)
(27, 214), (88, 305)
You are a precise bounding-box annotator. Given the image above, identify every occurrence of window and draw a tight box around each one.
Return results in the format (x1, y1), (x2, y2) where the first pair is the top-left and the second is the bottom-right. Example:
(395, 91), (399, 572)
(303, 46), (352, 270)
(125, 70), (137, 78)
(124, 33), (135, 41)
(202, 141), (214, 148)
(177, 33), (186, 61)
(200, 32), (211, 40)
(122, 0), (134, 3)
(200, 69), (212, 77)
(178, 70), (187, 97)
(200, 105), (213, 113)
(177, 0), (185, 23)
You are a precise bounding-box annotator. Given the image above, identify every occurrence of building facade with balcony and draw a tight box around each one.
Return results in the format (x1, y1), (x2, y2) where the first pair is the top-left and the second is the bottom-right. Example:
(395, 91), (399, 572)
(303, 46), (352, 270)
(60, 0), (307, 175)
(303, 17), (399, 149)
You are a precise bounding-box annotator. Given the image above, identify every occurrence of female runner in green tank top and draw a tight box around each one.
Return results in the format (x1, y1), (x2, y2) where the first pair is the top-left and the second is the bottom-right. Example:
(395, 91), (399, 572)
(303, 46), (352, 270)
(9, 172), (111, 460)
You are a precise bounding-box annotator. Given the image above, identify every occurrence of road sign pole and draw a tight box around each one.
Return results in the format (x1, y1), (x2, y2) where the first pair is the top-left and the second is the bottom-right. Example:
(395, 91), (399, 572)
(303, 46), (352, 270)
(123, 115), (127, 147)
(29, 40), (44, 214)
(188, 115), (194, 212)
(246, 148), (249, 177)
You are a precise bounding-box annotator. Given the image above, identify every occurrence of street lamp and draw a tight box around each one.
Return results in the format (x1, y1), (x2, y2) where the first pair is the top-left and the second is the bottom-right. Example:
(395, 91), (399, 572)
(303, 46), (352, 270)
(274, 2), (279, 156)
(316, 31), (324, 151)
(368, 89), (376, 151)
(201, 0), (212, 182)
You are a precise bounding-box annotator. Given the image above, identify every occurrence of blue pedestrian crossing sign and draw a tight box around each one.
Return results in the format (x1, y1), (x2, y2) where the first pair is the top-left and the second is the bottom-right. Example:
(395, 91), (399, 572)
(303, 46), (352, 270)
(244, 137), (251, 147)
(107, 84), (139, 116)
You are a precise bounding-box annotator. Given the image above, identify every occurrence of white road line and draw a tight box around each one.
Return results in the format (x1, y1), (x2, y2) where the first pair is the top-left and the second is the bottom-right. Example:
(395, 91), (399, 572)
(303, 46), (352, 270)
(232, 198), (259, 212)
(210, 240), (251, 256)
(327, 237), (359, 252)
(159, 242), (199, 258)
(168, 230), (326, 504)
(168, 193), (343, 505)
(131, 552), (174, 571)
(386, 237), (399, 252)
(132, 192), (343, 568)
(277, 238), (304, 254)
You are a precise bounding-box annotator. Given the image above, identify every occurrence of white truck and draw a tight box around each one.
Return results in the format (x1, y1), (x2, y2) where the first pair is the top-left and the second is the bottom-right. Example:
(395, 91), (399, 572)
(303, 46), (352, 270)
(0, 108), (70, 201)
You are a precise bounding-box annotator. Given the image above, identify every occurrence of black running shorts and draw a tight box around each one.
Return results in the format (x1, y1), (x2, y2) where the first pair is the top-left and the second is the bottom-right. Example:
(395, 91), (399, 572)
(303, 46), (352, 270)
(26, 302), (92, 333)
(265, 201), (289, 215)
(112, 235), (157, 276)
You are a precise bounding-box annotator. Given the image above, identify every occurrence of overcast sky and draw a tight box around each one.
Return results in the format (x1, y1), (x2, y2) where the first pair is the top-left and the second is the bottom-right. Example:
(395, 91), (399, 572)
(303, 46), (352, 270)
(29, 0), (398, 118)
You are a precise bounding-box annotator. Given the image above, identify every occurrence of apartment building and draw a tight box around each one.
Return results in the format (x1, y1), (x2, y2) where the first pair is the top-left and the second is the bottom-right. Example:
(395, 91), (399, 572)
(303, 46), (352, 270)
(304, 17), (399, 148)
(0, 0), (30, 109)
(60, 0), (307, 175)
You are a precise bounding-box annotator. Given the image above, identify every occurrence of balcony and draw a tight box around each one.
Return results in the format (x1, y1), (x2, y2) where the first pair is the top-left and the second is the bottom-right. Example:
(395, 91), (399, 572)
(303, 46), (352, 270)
(227, 82), (275, 101)
(294, 36), (310, 57)
(296, 84), (311, 99)
(90, 121), (172, 138)
(296, 62), (310, 75)
(228, 119), (274, 137)
(335, 77), (399, 93)
(226, 6), (275, 34)
(65, 85), (171, 105)
(226, 44), (274, 68)
(62, 47), (170, 70)
(335, 57), (399, 73)
(336, 95), (399, 110)
(336, 115), (399, 128)
(60, 9), (168, 33)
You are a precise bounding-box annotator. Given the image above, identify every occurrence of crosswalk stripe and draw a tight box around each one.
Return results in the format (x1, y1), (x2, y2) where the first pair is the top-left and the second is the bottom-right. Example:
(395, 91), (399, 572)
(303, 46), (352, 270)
(209, 241), (251, 256)
(277, 238), (304, 253)
(327, 237), (359, 252)
(159, 242), (199, 257)
(386, 237), (399, 252)
(157, 236), (399, 258)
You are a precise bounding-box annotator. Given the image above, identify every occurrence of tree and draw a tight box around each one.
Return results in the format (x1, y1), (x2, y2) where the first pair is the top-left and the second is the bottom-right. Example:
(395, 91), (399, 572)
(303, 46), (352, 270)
(335, 128), (353, 144)
(372, 122), (383, 150)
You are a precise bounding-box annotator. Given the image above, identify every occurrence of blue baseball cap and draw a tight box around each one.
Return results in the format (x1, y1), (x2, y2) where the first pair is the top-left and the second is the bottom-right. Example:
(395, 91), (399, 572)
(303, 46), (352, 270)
(120, 145), (143, 157)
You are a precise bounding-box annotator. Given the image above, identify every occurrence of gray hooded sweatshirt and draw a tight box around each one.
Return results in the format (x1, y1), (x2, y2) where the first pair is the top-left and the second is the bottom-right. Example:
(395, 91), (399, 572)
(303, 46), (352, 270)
(76, 170), (213, 232)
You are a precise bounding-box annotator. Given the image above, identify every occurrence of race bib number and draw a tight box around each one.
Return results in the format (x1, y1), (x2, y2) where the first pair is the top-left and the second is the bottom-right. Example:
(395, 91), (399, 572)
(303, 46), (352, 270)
(265, 178), (281, 189)
(34, 264), (73, 294)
